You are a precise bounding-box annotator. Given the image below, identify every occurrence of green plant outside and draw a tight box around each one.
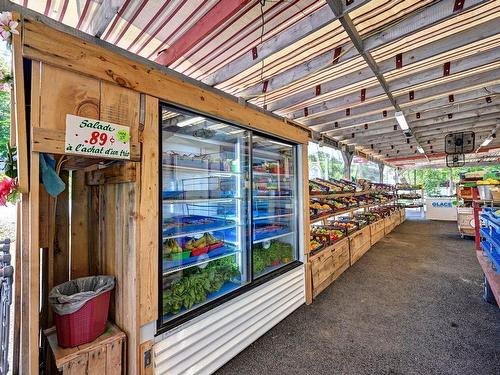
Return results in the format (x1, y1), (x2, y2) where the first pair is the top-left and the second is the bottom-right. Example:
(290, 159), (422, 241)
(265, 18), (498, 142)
(400, 166), (500, 195)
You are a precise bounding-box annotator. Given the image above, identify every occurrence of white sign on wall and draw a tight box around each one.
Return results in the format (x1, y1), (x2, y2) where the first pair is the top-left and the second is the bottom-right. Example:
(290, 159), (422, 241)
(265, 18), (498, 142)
(426, 198), (458, 221)
(64, 114), (131, 160)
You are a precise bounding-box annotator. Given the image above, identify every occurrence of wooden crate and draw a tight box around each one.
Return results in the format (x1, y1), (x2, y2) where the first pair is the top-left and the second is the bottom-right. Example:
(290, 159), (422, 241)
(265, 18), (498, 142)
(45, 322), (126, 374)
(349, 226), (371, 265)
(310, 237), (350, 299)
(391, 213), (399, 227)
(398, 208), (406, 224)
(384, 216), (393, 234)
(370, 219), (385, 246)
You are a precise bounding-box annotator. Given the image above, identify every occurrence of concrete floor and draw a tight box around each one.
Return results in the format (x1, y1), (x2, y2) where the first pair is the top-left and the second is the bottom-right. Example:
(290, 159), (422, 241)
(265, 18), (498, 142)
(216, 219), (500, 375)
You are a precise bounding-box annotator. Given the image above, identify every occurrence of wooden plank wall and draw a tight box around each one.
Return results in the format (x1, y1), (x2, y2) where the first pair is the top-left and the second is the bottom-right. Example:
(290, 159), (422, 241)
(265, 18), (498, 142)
(71, 170), (90, 278)
(138, 95), (159, 325)
(26, 62), (146, 374)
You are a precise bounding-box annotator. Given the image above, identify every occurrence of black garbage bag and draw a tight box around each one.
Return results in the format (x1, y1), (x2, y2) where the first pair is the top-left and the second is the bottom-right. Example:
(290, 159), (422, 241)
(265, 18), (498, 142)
(48, 275), (115, 316)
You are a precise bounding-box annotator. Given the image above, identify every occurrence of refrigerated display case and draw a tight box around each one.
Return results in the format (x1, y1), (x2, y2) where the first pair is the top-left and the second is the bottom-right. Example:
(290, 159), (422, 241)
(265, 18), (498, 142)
(252, 136), (298, 278)
(160, 105), (300, 328)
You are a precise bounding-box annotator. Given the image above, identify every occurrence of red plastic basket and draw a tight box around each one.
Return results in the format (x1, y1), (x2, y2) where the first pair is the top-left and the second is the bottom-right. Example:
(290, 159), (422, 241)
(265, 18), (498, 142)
(54, 290), (111, 348)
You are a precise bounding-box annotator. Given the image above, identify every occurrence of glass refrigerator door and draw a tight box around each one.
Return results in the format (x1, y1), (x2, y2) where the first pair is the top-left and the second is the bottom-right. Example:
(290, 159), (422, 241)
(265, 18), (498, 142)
(160, 106), (250, 324)
(251, 135), (298, 278)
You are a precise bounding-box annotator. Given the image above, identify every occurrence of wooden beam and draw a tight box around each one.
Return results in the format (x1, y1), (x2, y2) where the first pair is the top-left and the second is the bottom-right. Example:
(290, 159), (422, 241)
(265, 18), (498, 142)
(333, 105), (500, 139)
(328, 0), (400, 114)
(86, 163), (137, 185)
(71, 170), (90, 279)
(414, 122), (498, 138)
(203, 0), (371, 87)
(339, 115), (499, 142)
(11, 12), (29, 193)
(314, 85), (500, 133)
(262, 17), (500, 111)
(138, 95), (159, 325)
(87, 0), (125, 37)
(411, 106), (500, 129)
(156, 0), (253, 67)
(327, 96), (500, 134)
(295, 66), (500, 122)
(237, 0), (492, 102)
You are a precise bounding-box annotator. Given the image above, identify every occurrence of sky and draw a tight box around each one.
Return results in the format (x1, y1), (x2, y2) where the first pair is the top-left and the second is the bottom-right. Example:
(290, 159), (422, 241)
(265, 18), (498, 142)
(0, 41), (10, 67)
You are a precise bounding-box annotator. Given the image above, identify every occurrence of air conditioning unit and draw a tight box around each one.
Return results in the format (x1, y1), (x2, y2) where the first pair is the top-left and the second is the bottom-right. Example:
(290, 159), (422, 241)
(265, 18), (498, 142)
(446, 153), (465, 167)
(445, 131), (475, 154)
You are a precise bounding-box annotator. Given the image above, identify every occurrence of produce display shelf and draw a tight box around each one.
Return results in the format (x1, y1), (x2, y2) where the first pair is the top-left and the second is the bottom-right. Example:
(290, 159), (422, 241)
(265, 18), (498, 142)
(162, 164), (241, 176)
(253, 195), (293, 200)
(253, 213), (294, 220)
(308, 240), (345, 260)
(311, 189), (394, 199)
(253, 171), (292, 177)
(162, 281), (241, 320)
(163, 224), (238, 240)
(162, 197), (242, 204)
(310, 200), (397, 222)
(253, 231), (293, 244)
(163, 246), (240, 275)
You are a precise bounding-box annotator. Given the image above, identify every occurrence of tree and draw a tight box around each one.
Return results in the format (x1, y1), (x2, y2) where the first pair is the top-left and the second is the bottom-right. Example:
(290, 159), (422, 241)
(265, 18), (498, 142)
(0, 52), (10, 162)
(400, 166), (500, 195)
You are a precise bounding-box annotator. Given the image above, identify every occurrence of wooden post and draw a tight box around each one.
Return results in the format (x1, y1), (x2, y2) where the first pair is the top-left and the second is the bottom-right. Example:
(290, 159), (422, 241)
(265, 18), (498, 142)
(28, 152), (40, 374)
(138, 95), (159, 325)
(378, 163), (384, 183)
(302, 145), (312, 304)
(11, 12), (29, 193)
(472, 187), (481, 251)
(341, 150), (354, 180)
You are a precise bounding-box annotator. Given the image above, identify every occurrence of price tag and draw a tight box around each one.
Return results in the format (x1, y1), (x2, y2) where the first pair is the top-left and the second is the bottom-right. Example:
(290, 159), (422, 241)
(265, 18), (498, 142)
(64, 114), (131, 160)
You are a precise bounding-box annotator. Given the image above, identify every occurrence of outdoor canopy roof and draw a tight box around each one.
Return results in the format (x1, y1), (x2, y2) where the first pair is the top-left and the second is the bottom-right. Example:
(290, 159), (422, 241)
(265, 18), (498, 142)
(12, 0), (500, 168)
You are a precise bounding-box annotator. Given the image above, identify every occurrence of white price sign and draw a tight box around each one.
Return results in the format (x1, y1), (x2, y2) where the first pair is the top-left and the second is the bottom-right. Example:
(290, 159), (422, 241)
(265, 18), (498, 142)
(64, 114), (131, 160)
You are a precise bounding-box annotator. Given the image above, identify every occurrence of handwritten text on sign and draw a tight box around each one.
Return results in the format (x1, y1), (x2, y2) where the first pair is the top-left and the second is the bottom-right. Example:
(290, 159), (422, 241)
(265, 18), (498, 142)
(65, 115), (131, 160)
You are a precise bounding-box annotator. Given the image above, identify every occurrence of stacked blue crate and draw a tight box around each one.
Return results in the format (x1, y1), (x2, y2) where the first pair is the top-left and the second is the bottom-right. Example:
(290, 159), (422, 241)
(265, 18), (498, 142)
(480, 208), (500, 273)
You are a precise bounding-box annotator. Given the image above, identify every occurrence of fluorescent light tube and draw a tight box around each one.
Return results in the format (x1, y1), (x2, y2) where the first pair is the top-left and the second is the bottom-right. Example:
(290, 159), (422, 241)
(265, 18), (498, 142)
(268, 140), (292, 148)
(417, 146), (424, 154)
(394, 111), (409, 131)
(481, 137), (492, 147)
(177, 116), (204, 127)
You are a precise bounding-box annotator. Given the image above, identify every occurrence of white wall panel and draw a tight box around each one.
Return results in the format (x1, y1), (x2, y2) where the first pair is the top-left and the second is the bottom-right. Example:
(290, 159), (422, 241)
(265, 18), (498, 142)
(154, 265), (305, 374)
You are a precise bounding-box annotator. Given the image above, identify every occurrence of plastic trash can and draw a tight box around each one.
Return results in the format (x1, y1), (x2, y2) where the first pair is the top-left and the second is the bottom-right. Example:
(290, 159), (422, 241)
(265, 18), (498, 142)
(49, 276), (114, 348)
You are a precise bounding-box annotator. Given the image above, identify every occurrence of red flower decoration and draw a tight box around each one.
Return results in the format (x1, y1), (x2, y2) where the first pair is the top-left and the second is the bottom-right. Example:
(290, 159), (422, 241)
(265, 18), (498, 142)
(0, 177), (18, 206)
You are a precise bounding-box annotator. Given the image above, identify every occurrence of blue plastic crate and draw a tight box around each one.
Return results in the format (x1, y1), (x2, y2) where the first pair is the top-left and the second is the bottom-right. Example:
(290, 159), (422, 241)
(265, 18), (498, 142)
(163, 215), (235, 236)
(162, 244), (237, 270)
(482, 208), (500, 229)
(480, 228), (500, 274)
(483, 244), (500, 275)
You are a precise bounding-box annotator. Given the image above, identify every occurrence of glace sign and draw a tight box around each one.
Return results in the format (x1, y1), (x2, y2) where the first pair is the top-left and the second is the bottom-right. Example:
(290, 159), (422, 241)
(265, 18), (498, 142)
(65, 114), (131, 160)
